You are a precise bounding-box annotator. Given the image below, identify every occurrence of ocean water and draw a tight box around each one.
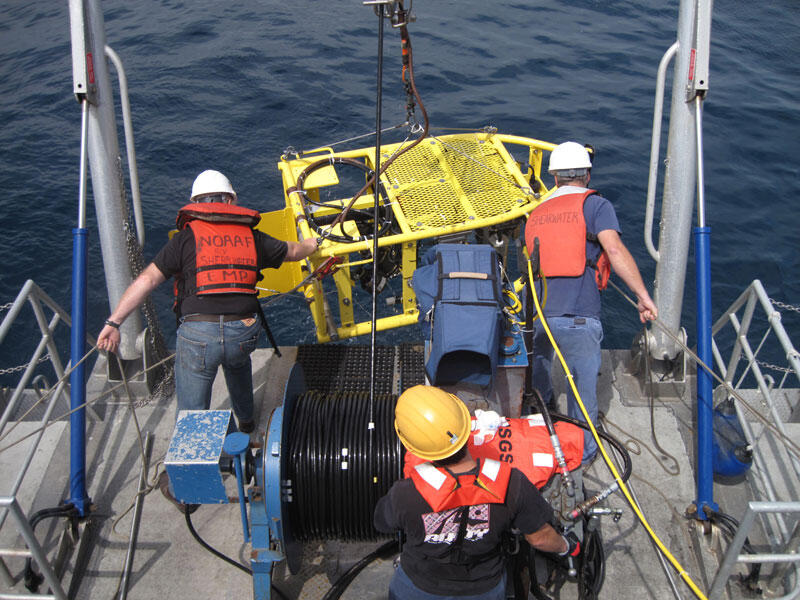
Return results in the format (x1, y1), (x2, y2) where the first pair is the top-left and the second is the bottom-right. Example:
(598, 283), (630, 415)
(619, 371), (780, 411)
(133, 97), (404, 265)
(0, 1), (798, 381)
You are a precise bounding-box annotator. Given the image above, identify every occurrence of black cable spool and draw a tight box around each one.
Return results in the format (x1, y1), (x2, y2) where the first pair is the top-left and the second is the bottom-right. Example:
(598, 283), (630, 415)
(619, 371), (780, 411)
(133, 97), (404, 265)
(286, 390), (400, 542)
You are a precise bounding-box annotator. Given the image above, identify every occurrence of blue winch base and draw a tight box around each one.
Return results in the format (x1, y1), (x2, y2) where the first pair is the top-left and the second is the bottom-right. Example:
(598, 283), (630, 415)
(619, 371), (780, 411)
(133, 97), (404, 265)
(164, 364), (308, 600)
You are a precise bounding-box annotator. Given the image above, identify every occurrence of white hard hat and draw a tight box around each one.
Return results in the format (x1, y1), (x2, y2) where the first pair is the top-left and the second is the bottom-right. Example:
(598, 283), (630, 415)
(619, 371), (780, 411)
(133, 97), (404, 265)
(190, 170), (237, 203)
(548, 142), (592, 174)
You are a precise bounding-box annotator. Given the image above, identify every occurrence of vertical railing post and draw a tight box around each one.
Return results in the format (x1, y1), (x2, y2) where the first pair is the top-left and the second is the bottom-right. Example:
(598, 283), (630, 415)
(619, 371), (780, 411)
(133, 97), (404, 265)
(67, 96), (91, 516)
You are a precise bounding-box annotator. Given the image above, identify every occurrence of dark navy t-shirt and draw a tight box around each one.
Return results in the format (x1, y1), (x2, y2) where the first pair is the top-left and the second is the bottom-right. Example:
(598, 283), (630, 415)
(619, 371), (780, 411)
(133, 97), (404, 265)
(530, 186), (620, 320)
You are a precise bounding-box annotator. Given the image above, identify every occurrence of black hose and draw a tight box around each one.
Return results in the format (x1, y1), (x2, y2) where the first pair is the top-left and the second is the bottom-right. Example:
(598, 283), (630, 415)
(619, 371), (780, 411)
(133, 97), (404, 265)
(184, 510), (290, 600)
(549, 412), (633, 482)
(295, 157), (393, 243)
(321, 539), (399, 600)
(23, 503), (78, 592)
(578, 525), (605, 599)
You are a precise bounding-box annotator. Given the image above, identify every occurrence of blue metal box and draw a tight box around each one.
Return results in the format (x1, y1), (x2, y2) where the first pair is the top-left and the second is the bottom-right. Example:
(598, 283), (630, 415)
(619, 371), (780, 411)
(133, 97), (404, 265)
(165, 410), (234, 504)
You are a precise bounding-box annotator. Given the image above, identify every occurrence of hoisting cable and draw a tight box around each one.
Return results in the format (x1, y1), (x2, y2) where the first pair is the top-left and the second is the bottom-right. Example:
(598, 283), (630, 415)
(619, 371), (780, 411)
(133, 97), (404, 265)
(606, 277), (800, 459)
(367, 1), (388, 503)
(526, 258), (709, 600)
(295, 0), (429, 243)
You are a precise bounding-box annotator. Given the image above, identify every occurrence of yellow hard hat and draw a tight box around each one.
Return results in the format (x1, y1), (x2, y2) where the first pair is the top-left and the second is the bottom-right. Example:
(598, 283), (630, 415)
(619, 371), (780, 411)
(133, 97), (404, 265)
(394, 385), (471, 461)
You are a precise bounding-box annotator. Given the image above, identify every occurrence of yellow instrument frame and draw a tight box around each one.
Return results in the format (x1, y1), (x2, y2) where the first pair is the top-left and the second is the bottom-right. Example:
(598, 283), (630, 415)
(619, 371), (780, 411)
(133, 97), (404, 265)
(267, 132), (557, 342)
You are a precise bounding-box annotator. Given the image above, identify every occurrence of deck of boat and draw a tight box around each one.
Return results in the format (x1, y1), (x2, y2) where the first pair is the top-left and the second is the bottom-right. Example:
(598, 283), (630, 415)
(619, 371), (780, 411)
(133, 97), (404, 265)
(0, 347), (771, 599)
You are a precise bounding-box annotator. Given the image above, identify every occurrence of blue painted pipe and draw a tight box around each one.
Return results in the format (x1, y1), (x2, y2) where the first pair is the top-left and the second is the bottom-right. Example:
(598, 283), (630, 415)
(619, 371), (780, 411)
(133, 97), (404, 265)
(693, 226), (718, 519)
(223, 432), (252, 543)
(69, 227), (91, 516)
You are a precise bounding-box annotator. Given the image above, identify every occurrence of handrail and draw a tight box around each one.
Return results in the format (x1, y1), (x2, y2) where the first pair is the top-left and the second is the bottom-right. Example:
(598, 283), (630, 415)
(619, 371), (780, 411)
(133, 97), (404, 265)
(644, 41), (679, 262)
(708, 280), (800, 597)
(0, 281), (84, 595)
(0, 498), (67, 600)
(709, 502), (800, 600)
(105, 45), (144, 248)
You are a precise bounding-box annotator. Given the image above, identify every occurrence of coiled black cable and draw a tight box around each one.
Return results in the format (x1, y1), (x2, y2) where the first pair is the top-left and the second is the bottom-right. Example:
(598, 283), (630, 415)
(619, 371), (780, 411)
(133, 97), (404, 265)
(287, 390), (400, 541)
(549, 412), (633, 483)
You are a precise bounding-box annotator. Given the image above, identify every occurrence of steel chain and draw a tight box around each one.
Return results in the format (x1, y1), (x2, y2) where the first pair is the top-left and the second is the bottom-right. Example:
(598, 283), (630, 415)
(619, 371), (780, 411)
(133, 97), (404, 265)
(750, 357), (795, 375)
(770, 298), (800, 314)
(0, 354), (51, 376)
(0, 302), (14, 312)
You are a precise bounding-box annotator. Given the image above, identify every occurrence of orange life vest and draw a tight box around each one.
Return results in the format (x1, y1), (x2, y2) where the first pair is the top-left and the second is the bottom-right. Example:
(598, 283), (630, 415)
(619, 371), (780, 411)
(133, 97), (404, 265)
(175, 203), (262, 295)
(524, 189), (611, 290)
(405, 416), (584, 489)
(409, 458), (511, 513)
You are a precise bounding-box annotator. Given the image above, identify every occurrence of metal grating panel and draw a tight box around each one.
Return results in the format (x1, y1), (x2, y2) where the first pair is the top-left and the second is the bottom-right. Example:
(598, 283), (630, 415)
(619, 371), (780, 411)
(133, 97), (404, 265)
(385, 135), (530, 232)
(297, 344), (397, 394)
(468, 189), (529, 219)
(394, 181), (470, 231)
(384, 139), (447, 184)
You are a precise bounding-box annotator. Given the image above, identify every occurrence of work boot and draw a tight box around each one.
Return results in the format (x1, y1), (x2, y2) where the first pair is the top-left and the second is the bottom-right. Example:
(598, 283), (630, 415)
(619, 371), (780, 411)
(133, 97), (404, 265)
(157, 471), (199, 514)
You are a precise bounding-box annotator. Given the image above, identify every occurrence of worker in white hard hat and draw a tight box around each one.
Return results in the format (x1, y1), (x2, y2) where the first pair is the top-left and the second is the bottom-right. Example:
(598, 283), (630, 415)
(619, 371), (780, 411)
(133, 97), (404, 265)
(523, 142), (657, 464)
(97, 170), (320, 434)
(374, 386), (578, 600)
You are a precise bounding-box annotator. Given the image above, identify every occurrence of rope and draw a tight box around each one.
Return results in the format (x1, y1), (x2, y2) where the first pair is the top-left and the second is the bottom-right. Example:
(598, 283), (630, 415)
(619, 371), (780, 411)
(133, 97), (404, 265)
(599, 413), (680, 476)
(643, 329), (681, 474)
(0, 348), (175, 454)
(527, 260), (709, 600)
(607, 278), (800, 459)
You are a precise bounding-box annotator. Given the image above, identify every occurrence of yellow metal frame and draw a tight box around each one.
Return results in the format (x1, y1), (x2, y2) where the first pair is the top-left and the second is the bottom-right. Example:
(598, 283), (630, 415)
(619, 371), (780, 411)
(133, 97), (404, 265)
(267, 132), (557, 342)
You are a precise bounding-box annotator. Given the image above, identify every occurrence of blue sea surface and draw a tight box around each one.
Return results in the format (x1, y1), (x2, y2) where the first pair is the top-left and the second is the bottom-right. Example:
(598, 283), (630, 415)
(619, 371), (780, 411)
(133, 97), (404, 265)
(0, 1), (798, 380)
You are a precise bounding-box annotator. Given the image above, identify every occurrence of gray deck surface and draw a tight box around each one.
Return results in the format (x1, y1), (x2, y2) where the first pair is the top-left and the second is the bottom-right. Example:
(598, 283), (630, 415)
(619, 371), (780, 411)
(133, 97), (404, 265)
(0, 347), (762, 599)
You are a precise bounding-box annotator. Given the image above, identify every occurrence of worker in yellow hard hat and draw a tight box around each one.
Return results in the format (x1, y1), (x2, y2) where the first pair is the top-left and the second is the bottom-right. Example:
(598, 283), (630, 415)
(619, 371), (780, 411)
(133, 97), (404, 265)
(374, 385), (578, 599)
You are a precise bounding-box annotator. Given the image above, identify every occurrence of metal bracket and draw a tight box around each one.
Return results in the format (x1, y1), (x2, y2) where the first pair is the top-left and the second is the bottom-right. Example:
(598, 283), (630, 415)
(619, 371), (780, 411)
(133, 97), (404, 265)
(68, 0), (97, 103)
(686, 0), (712, 101)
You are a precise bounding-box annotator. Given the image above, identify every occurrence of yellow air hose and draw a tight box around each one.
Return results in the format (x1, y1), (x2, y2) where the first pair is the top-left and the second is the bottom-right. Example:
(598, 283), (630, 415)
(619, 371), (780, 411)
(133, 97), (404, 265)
(526, 259), (709, 600)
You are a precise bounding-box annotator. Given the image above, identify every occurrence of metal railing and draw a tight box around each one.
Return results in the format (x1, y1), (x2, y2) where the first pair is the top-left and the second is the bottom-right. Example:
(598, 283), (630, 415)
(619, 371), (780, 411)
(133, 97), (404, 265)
(709, 279), (800, 598)
(0, 280), (78, 598)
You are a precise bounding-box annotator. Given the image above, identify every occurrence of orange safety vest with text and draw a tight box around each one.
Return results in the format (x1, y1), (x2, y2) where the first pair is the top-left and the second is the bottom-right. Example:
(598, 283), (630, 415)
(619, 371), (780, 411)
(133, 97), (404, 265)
(405, 416), (584, 490)
(524, 189), (611, 290)
(175, 202), (262, 296)
(409, 458), (512, 513)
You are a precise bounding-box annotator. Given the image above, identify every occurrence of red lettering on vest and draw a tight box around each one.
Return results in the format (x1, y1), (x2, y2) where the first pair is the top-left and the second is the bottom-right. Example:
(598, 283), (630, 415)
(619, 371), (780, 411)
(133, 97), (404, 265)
(183, 213), (259, 296)
(405, 417), (584, 489)
(525, 190), (611, 289)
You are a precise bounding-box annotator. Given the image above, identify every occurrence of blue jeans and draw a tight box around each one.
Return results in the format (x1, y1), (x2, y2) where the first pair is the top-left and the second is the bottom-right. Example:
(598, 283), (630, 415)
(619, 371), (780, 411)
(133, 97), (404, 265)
(389, 564), (505, 600)
(175, 317), (261, 423)
(531, 316), (603, 462)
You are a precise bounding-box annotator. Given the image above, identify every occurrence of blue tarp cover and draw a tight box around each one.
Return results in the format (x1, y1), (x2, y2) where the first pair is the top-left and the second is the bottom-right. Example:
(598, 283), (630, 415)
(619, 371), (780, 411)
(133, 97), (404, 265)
(412, 244), (503, 387)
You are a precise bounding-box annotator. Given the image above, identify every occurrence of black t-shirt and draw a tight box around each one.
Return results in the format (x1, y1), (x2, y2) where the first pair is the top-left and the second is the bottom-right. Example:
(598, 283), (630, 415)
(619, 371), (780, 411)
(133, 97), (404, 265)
(152, 227), (288, 317)
(373, 466), (554, 596)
